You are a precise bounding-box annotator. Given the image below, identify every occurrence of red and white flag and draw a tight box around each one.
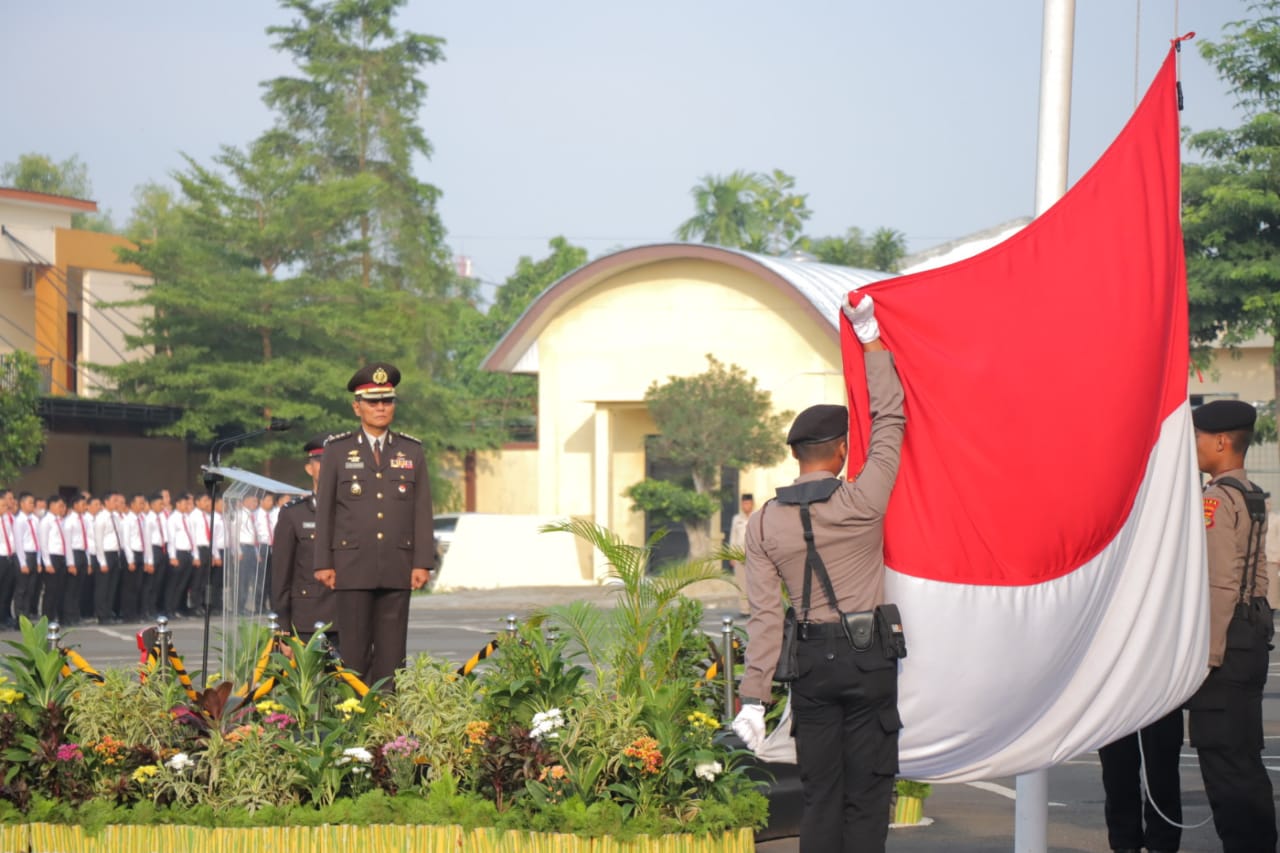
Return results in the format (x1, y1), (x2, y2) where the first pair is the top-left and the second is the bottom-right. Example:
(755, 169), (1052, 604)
(843, 46), (1206, 782)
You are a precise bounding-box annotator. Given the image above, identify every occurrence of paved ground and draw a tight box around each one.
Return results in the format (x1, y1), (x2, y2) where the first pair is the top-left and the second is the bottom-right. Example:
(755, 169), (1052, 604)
(13, 582), (1280, 851)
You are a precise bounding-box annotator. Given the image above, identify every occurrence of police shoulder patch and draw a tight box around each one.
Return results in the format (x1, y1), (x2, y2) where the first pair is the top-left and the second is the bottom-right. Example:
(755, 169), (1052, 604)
(324, 431), (353, 445)
(1203, 496), (1220, 529)
(396, 431), (422, 445)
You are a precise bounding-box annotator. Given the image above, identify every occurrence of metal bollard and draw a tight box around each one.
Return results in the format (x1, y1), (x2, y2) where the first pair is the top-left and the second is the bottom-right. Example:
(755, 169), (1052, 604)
(156, 616), (171, 679)
(505, 614), (518, 636)
(267, 611), (280, 634)
(546, 623), (560, 644)
(721, 616), (735, 721)
(46, 621), (62, 651)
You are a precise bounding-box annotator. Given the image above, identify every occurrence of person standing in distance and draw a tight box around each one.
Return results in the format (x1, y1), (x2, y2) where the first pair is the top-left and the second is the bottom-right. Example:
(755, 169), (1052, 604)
(273, 434), (338, 643)
(728, 493), (755, 617)
(314, 363), (433, 689)
(1186, 399), (1276, 853)
(733, 294), (905, 853)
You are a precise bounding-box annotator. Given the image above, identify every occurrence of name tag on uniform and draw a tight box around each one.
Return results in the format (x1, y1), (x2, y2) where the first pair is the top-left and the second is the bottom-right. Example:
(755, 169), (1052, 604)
(390, 458), (413, 469)
(345, 461), (364, 469)
(302, 521), (315, 529)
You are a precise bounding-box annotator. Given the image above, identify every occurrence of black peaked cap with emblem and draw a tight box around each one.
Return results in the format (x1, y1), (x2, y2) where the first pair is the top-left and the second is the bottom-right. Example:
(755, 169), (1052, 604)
(304, 433), (332, 458)
(1193, 399), (1257, 433)
(786, 404), (849, 445)
(348, 362), (400, 400)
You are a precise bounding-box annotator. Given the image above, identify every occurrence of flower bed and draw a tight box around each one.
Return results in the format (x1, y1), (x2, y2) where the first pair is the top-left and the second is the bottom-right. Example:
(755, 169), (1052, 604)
(0, 522), (766, 849)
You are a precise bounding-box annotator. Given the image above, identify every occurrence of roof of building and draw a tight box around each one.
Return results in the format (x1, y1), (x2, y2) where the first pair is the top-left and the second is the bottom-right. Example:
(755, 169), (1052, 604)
(482, 242), (895, 374)
(0, 187), (98, 213)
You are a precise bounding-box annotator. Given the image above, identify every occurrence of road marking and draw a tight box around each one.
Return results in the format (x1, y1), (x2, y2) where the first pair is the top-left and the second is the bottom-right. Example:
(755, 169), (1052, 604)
(83, 626), (133, 642)
(408, 621), (503, 634)
(965, 781), (1065, 807)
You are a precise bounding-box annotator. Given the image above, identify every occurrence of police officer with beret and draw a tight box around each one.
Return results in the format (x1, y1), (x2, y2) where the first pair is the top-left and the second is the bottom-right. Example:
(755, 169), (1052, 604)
(733, 293), (905, 853)
(272, 433), (338, 644)
(1186, 399), (1275, 852)
(313, 363), (433, 689)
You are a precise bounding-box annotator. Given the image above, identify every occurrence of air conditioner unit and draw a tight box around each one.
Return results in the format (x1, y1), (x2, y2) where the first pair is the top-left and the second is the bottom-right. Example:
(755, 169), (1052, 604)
(21, 267), (35, 295)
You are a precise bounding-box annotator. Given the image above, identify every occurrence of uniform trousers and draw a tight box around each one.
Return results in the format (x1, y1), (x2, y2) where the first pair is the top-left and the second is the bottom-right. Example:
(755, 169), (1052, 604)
(94, 551), (123, 623)
(335, 588), (410, 691)
(141, 546), (165, 618)
(188, 545), (212, 613)
(16, 552), (41, 619)
(791, 624), (901, 853)
(1188, 613), (1276, 853)
(42, 554), (67, 623)
(80, 557), (97, 621)
(116, 551), (143, 621)
(1099, 707), (1183, 851)
(164, 551), (193, 617)
(0, 554), (17, 627)
(62, 550), (87, 626)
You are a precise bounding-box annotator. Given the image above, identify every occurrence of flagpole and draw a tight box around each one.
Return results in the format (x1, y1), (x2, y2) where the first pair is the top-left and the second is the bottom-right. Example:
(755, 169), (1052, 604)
(1016, 1), (1075, 851)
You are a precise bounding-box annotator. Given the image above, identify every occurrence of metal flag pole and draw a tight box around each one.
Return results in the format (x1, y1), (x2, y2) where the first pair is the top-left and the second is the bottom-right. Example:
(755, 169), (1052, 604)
(1016, 1), (1076, 851)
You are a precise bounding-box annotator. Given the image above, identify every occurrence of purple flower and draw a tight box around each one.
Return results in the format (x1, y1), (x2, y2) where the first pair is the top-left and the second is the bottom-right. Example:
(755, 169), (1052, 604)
(55, 743), (83, 762)
(264, 712), (295, 730)
(381, 735), (420, 758)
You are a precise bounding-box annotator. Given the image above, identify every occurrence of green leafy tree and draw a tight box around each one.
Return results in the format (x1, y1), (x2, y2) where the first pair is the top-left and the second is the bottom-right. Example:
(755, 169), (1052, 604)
(804, 226), (907, 272)
(676, 169), (811, 254)
(0, 352), (46, 484)
(1183, 2), (1280, 409)
(0, 152), (114, 232)
(630, 356), (791, 556)
(746, 169), (812, 254)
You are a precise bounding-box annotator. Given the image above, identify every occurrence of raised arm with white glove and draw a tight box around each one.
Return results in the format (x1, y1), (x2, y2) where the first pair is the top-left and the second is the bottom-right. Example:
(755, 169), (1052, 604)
(842, 293), (880, 344)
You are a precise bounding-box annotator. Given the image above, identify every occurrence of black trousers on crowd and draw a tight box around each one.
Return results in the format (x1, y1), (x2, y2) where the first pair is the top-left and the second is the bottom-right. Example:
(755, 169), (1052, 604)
(16, 552), (40, 619)
(79, 556), (97, 622)
(188, 545), (212, 613)
(116, 550), (145, 621)
(163, 551), (193, 617)
(0, 554), (17, 627)
(62, 550), (87, 626)
(335, 588), (409, 691)
(41, 555), (67, 623)
(141, 545), (165, 619)
(1187, 606), (1277, 853)
(94, 551), (123, 623)
(1099, 707), (1184, 851)
(791, 623), (901, 853)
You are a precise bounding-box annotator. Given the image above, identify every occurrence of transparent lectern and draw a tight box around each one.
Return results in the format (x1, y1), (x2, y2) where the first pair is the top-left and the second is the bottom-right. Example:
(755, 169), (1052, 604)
(201, 466), (309, 686)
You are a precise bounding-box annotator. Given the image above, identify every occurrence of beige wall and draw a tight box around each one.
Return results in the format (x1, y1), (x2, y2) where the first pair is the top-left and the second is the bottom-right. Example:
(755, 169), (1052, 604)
(12, 433), (196, 497)
(1191, 342), (1274, 404)
(473, 447), (538, 514)
(0, 261), (33, 356)
(79, 268), (151, 396)
(532, 258), (845, 545)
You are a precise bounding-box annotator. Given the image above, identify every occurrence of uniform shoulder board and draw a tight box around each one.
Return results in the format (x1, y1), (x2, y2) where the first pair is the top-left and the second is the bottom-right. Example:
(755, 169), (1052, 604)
(324, 431), (353, 445)
(396, 431), (422, 445)
(282, 494), (308, 509)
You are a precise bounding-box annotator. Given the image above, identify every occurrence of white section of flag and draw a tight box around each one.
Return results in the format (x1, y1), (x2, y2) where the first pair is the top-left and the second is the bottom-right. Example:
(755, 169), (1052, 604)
(891, 404), (1207, 782)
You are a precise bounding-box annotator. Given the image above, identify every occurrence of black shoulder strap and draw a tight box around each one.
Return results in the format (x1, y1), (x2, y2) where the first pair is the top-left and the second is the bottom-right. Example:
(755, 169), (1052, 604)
(774, 478), (844, 620)
(1213, 476), (1270, 603)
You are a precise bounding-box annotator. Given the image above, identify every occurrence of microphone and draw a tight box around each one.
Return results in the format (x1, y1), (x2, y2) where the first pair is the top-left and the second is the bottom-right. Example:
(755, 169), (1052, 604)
(268, 418), (295, 432)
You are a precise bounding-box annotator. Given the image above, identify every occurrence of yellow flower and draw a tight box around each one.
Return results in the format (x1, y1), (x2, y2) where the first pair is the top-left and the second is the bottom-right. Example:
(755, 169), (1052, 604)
(0, 687), (24, 705)
(336, 697), (365, 719)
(464, 720), (491, 745)
(256, 699), (285, 715)
(131, 764), (160, 783)
(687, 711), (719, 731)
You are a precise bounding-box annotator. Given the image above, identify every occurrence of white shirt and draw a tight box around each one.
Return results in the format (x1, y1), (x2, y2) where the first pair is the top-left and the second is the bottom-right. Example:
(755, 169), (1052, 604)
(16, 511), (42, 561)
(0, 513), (16, 558)
(64, 511), (90, 552)
(123, 512), (146, 554)
(94, 509), (120, 561)
(40, 513), (68, 560)
(80, 511), (96, 554)
(167, 510), (197, 557)
(188, 508), (210, 549)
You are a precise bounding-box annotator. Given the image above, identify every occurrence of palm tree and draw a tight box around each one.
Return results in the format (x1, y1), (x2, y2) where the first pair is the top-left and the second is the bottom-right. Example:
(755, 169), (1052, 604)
(675, 170), (766, 249)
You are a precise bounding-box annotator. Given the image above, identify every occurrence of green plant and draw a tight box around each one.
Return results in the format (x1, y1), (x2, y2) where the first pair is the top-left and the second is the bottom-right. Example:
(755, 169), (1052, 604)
(477, 621), (586, 730)
(895, 778), (932, 800)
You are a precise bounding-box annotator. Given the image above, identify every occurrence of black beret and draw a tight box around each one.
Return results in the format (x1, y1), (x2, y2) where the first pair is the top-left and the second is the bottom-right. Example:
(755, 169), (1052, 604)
(348, 362), (400, 399)
(741, 493), (754, 501)
(304, 433), (332, 457)
(1193, 399), (1256, 433)
(786, 404), (849, 445)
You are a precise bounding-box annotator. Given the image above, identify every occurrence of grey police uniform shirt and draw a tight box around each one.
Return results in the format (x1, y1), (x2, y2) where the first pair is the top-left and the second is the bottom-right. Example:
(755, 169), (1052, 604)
(740, 350), (906, 702)
(1203, 467), (1270, 667)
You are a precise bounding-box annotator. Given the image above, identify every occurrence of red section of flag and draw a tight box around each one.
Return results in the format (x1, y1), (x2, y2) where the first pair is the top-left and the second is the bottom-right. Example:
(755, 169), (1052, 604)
(842, 48), (1188, 586)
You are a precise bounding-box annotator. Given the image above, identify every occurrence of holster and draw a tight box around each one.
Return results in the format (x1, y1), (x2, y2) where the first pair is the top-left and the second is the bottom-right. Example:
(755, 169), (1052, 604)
(841, 610), (875, 652)
(876, 603), (908, 660)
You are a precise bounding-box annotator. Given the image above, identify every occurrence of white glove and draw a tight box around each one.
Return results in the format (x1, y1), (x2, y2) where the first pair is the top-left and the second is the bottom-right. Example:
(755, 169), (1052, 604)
(732, 703), (766, 752)
(842, 293), (880, 343)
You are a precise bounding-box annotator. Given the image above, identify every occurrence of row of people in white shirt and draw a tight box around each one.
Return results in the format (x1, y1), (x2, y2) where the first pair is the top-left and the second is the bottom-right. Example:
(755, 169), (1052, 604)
(0, 487), (285, 627)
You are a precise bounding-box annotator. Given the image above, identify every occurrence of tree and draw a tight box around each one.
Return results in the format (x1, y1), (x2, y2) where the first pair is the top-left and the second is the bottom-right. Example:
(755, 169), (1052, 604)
(1183, 2), (1280, 410)
(804, 226), (908, 272)
(627, 355), (791, 556)
(0, 352), (46, 484)
(675, 169), (769, 250)
(1, 152), (114, 231)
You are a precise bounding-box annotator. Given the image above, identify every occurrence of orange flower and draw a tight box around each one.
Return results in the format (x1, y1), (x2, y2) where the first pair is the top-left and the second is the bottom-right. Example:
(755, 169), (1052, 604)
(623, 736), (663, 775)
(464, 720), (491, 745)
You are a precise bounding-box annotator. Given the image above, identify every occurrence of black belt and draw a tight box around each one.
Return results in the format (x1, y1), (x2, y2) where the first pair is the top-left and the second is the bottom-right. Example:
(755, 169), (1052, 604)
(798, 621), (844, 640)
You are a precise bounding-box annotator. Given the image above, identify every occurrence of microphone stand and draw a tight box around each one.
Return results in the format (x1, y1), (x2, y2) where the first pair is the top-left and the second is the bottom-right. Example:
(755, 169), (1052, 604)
(200, 419), (292, 682)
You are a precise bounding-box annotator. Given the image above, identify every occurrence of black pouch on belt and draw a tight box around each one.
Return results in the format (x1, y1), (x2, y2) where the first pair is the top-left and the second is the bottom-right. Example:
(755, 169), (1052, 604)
(875, 603), (908, 660)
(841, 610), (875, 652)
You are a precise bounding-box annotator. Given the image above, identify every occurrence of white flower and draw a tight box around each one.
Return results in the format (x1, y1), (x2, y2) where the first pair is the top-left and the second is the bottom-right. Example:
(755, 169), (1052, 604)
(337, 746), (374, 766)
(694, 761), (723, 782)
(529, 708), (565, 741)
(165, 752), (193, 773)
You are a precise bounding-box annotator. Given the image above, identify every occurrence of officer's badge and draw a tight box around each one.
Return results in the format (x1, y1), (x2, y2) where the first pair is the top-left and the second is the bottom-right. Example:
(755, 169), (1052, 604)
(372, 367), (388, 384)
(390, 452), (413, 469)
(1203, 497), (1219, 529)
(351, 482), (363, 496)
(398, 484), (407, 494)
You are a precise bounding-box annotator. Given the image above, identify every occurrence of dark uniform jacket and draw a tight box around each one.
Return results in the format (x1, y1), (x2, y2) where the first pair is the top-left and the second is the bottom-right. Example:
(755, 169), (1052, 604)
(271, 494), (336, 633)
(313, 430), (434, 590)
(740, 351), (906, 701)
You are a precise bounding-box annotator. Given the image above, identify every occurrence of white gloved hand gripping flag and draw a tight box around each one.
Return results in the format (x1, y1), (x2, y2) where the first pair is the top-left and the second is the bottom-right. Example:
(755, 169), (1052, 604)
(840, 44), (1207, 782)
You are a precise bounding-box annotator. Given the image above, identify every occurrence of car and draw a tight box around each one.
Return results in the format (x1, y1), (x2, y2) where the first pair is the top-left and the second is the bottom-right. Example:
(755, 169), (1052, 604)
(433, 513), (462, 565)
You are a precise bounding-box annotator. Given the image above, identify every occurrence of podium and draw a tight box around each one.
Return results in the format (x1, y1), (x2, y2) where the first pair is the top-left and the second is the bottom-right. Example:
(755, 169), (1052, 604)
(202, 466), (309, 685)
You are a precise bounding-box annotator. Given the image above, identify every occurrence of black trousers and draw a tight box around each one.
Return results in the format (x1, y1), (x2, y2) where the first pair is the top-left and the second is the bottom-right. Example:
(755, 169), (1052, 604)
(41, 554), (67, 622)
(141, 545), (165, 618)
(80, 556), (97, 621)
(62, 550), (87, 626)
(335, 588), (409, 691)
(791, 626), (901, 853)
(0, 554), (17, 626)
(188, 545), (212, 612)
(1188, 614), (1277, 853)
(1099, 707), (1184, 851)
(163, 551), (193, 617)
(16, 552), (40, 619)
(94, 551), (123, 623)
(116, 550), (144, 621)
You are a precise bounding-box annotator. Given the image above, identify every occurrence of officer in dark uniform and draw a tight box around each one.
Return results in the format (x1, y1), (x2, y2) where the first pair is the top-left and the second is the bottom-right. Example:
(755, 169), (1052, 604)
(733, 294), (905, 853)
(1187, 399), (1276, 853)
(272, 433), (338, 643)
(313, 363), (433, 689)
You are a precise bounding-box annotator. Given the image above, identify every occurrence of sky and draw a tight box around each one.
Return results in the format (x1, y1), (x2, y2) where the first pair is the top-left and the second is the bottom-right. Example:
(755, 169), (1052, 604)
(2, 1), (1254, 296)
